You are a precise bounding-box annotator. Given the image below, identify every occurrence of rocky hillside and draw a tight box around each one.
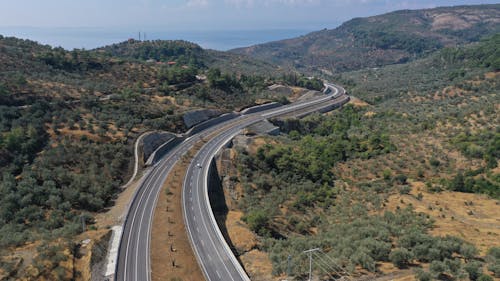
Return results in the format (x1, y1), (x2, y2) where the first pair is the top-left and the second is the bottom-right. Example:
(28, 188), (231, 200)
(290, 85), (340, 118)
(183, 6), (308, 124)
(231, 4), (500, 74)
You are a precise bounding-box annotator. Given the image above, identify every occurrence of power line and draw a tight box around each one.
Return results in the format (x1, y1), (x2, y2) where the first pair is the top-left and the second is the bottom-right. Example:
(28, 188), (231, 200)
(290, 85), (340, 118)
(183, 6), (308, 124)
(313, 252), (345, 279)
(301, 248), (356, 281)
(303, 248), (321, 281)
(318, 250), (353, 279)
(313, 257), (339, 281)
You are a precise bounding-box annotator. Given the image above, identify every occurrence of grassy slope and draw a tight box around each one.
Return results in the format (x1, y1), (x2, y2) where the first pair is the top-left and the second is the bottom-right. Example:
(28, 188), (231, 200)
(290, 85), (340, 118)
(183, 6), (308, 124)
(231, 4), (500, 74)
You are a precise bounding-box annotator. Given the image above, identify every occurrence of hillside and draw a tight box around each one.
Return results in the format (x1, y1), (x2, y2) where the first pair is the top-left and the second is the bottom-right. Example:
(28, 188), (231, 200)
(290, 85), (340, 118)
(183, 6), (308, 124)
(219, 34), (499, 280)
(0, 35), (303, 280)
(231, 4), (500, 74)
(96, 39), (282, 76)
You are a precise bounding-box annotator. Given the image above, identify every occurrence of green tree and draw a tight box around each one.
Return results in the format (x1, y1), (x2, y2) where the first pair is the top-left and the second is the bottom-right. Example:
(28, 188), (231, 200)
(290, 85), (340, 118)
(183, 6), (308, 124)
(243, 209), (270, 236)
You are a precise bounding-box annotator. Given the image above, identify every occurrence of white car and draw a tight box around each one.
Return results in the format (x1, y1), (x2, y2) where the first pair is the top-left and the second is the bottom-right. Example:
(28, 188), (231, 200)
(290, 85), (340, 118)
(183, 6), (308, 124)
(196, 163), (202, 168)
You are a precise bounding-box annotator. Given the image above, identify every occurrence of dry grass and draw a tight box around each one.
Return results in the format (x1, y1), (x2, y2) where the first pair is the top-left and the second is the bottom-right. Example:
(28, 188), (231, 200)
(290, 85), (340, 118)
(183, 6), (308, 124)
(224, 211), (258, 253)
(240, 250), (276, 281)
(386, 182), (500, 255)
(348, 96), (370, 107)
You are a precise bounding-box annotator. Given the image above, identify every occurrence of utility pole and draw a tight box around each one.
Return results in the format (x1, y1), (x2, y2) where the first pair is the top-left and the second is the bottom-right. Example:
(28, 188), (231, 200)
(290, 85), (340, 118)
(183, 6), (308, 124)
(303, 248), (320, 281)
(80, 215), (86, 232)
(287, 254), (292, 277)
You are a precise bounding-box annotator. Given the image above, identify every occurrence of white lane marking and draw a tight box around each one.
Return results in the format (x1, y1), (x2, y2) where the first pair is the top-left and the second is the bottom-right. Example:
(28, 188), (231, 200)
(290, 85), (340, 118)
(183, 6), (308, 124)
(123, 142), (186, 281)
(179, 83), (346, 281)
(124, 162), (161, 280)
(144, 154), (176, 281)
(193, 149), (237, 281)
(136, 155), (171, 281)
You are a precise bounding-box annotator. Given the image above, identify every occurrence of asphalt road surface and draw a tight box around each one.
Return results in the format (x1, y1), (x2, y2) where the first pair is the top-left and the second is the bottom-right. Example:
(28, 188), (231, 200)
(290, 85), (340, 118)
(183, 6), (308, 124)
(115, 83), (347, 281)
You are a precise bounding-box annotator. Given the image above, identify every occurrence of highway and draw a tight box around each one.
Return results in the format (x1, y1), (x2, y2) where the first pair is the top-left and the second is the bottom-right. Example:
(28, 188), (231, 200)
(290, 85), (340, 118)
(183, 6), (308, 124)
(115, 83), (347, 281)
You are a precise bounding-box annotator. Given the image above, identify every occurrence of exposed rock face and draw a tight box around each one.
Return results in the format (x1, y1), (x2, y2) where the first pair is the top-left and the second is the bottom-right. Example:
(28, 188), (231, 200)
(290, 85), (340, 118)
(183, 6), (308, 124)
(182, 109), (222, 129)
(267, 84), (293, 95)
(245, 120), (280, 136)
(142, 132), (177, 162)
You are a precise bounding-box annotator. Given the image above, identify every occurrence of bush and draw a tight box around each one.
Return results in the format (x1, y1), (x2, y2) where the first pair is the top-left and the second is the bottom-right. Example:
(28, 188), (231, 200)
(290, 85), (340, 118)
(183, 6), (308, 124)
(488, 262), (500, 278)
(464, 261), (483, 281)
(243, 210), (270, 236)
(395, 174), (408, 185)
(390, 248), (413, 268)
(477, 274), (493, 281)
(414, 269), (433, 281)
(487, 247), (500, 260)
(460, 243), (479, 260)
(429, 260), (447, 276)
(429, 158), (441, 167)
(399, 185), (412, 195)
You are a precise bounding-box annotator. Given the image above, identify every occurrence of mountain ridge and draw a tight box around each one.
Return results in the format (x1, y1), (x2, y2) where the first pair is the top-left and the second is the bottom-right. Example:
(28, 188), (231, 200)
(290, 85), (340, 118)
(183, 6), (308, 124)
(230, 4), (500, 73)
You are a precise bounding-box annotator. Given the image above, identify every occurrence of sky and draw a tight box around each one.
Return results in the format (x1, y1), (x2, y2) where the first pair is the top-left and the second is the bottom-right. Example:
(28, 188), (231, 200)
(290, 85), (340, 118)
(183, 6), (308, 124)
(1, 0), (499, 30)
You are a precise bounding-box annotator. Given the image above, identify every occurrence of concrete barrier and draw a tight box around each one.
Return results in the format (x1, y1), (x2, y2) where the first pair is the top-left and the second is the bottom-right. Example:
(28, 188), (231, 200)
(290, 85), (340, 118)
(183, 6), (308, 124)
(146, 136), (185, 166)
(240, 102), (282, 115)
(295, 96), (350, 118)
(142, 132), (177, 163)
(146, 112), (240, 166)
(185, 112), (240, 137)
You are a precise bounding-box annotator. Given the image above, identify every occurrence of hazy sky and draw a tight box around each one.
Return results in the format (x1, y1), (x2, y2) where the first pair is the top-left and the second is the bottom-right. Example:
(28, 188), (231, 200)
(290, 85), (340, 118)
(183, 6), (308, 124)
(1, 0), (498, 30)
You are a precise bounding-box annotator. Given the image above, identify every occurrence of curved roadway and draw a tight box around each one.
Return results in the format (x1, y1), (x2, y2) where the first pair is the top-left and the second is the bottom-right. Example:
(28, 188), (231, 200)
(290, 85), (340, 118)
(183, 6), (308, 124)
(116, 83), (347, 281)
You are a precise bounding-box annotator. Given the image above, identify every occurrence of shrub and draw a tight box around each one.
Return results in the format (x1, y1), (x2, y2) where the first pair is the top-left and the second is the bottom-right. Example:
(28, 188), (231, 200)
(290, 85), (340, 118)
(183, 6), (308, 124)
(460, 243), (479, 260)
(390, 248), (413, 268)
(395, 174), (408, 185)
(487, 247), (500, 260)
(464, 261), (483, 281)
(429, 260), (447, 276)
(488, 262), (500, 278)
(414, 269), (433, 281)
(477, 274), (493, 281)
(399, 185), (412, 195)
(429, 158), (441, 167)
(243, 210), (270, 236)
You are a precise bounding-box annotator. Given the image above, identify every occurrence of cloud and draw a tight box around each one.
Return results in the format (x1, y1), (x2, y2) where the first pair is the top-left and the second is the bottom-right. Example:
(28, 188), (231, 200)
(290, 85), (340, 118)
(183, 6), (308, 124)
(186, 0), (209, 8)
(224, 0), (319, 8)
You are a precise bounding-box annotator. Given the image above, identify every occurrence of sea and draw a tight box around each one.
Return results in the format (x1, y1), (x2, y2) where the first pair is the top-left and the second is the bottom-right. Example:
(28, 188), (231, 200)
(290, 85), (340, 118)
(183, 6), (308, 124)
(0, 27), (321, 51)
